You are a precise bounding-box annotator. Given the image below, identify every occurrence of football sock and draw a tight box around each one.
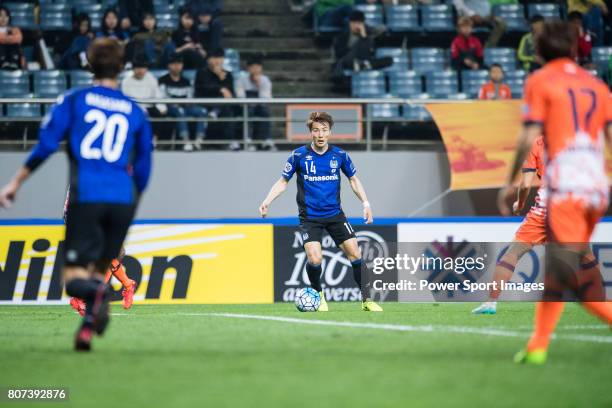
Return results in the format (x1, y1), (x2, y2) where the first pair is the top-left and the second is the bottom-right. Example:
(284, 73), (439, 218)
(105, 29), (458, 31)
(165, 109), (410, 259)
(305, 262), (322, 292)
(110, 260), (132, 288)
(104, 269), (112, 284)
(527, 302), (565, 352)
(582, 302), (612, 325)
(490, 258), (516, 300)
(351, 259), (367, 300)
(577, 255), (605, 301)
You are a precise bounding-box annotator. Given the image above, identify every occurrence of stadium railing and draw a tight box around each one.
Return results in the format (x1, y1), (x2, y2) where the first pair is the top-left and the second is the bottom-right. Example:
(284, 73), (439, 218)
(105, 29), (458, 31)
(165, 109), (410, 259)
(0, 97), (471, 151)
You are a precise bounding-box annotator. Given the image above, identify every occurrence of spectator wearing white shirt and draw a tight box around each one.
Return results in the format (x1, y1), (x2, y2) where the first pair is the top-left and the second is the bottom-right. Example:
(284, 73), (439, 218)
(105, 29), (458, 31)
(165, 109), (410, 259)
(235, 56), (275, 151)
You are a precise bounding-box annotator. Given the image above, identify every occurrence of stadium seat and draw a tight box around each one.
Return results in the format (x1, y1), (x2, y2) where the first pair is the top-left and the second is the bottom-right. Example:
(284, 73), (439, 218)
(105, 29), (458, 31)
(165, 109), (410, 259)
(371, 102), (401, 119)
(223, 48), (241, 73)
(33, 71), (68, 98)
(72, 0), (100, 10)
(40, 10), (72, 31)
(375, 48), (409, 72)
(411, 48), (446, 74)
(5, 3), (37, 30)
(155, 13), (178, 30)
(68, 70), (94, 88)
(0, 71), (30, 97)
(354, 4), (384, 27)
(351, 71), (386, 98)
(492, 4), (528, 32)
(150, 69), (167, 79)
(484, 48), (516, 72)
(592, 47), (612, 75)
(527, 3), (561, 19)
(7, 103), (41, 117)
(460, 69), (488, 98)
(385, 5), (420, 33)
(425, 70), (459, 98)
(403, 103), (432, 121)
(388, 71), (422, 97)
(422, 5), (454, 32)
(504, 70), (526, 98)
(183, 69), (196, 84)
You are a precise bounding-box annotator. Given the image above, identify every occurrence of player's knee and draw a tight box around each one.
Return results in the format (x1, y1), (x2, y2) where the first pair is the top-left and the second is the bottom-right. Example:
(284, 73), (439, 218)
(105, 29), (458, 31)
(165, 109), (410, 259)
(307, 253), (322, 265)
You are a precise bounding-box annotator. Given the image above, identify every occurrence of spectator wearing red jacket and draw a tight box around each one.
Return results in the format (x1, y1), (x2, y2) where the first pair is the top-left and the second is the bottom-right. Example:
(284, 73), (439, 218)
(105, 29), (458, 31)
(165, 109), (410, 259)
(568, 11), (593, 67)
(478, 63), (512, 100)
(451, 17), (483, 71)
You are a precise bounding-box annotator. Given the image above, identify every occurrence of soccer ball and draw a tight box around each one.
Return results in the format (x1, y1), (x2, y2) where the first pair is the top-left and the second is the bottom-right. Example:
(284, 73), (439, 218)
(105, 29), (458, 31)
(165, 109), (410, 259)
(295, 288), (321, 312)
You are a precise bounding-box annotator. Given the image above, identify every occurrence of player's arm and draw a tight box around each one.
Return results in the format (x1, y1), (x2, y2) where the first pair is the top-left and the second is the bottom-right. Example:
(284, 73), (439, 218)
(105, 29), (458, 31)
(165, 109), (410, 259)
(349, 175), (373, 224)
(0, 94), (71, 208)
(259, 177), (289, 218)
(498, 125), (541, 215)
(132, 116), (154, 195)
(514, 170), (536, 215)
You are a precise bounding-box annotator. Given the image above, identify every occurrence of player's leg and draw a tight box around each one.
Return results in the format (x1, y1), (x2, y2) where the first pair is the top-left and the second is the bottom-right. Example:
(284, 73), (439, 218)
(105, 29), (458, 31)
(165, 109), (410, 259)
(472, 240), (533, 314)
(328, 215), (382, 311)
(300, 220), (327, 310)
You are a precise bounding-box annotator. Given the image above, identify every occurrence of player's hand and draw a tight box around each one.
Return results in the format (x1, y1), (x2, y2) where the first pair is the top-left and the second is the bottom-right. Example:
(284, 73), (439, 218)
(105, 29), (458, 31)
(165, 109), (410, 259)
(259, 202), (269, 218)
(497, 185), (516, 216)
(0, 181), (18, 209)
(363, 205), (373, 224)
(512, 200), (523, 215)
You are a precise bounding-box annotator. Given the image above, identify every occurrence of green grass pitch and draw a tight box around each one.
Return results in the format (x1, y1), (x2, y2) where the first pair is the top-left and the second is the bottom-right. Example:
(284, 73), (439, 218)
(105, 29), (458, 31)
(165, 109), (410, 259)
(1, 303), (611, 407)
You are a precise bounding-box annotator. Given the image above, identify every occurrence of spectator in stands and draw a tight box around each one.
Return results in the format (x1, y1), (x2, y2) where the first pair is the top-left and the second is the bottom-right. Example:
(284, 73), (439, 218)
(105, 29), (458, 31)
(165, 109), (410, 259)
(159, 53), (208, 151)
(194, 48), (239, 150)
(332, 10), (392, 77)
(452, 0), (506, 47)
(172, 9), (207, 69)
(121, 54), (168, 146)
(517, 14), (544, 73)
(0, 6), (23, 70)
(569, 11), (594, 67)
(185, 0), (224, 52)
(59, 13), (94, 70)
(316, 0), (354, 30)
(451, 17), (483, 70)
(117, 0), (154, 33)
(568, 0), (608, 46)
(235, 55), (276, 151)
(478, 63), (511, 99)
(127, 12), (172, 68)
(97, 8), (130, 45)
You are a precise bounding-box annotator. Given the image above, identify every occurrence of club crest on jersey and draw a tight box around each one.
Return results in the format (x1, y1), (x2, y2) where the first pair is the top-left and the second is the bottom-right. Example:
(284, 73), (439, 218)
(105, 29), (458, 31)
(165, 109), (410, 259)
(329, 159), (338, 169)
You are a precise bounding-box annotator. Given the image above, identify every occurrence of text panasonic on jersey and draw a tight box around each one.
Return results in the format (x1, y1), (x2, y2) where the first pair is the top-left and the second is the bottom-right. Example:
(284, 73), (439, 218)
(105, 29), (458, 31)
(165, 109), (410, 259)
(303, 174), (339, 181)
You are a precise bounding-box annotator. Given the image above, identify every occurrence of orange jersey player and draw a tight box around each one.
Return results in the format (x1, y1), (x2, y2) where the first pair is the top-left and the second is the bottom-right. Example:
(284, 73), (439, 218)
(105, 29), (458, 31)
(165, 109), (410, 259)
(64, 188), (136, 316)
(498, 20), (612, 364)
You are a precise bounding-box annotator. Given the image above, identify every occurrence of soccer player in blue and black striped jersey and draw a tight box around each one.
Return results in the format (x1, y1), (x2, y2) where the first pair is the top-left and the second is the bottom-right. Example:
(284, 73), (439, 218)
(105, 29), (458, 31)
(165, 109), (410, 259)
(0, 38), (153, 350)
(260, 111), (382, 311)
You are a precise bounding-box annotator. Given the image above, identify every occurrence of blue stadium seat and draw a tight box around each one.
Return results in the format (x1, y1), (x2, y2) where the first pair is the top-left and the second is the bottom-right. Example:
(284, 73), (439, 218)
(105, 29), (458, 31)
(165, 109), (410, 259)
(223, 48), (240, 73)
(375, 48), (409, 72)
(88, 11), (104, 30)
(68, 70), (94, 88)
(155, 13), (178, 29)
(403, 103), (432, 121)
(422, 5), (454, 32)
(5, 3), (37, 30)
(388, 71), (422, 97)
(527, 3), (561, 19)
(0, 71), (30, 97)
(7, 103), (41, 118)
(425, 70), (459, 98)
(492, 4), (528, 32)
(182, 69), (196, 83)
(40, 10), (72, 30)
(73, 3), (103, 14)
(150, 69), (167, 79)
(592, 47), (612, 75)
(354, 4), (384, 27)
(505, 70), (526, 98)
(484, 47), (516, 72)
(33, 71), (68, 98)
(386, 5), (420, 33)
(461, 69), (488, 98)
(371, 102), (401, 119)
(411, 48), (446, 74)
(351, 71), (386, 98)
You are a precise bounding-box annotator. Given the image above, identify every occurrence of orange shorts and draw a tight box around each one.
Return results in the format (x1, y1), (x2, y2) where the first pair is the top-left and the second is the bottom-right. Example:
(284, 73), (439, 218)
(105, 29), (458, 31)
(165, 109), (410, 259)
(515, 209), (547, 245)
(547, 199), (605, 244)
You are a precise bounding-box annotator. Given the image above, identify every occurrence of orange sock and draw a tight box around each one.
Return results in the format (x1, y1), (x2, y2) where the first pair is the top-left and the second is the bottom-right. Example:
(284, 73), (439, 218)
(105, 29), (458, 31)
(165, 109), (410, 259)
(582, 302), (612, 325)
(104, 269), (112, 283)
(527, 302), (565, 352)
(109, 259), (133, 288)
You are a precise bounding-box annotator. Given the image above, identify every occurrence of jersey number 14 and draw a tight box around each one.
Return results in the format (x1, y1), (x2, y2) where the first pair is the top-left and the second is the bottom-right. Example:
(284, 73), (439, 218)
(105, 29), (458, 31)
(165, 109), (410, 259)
(304, 161), (317, 175)
(80, 108), (129, 163)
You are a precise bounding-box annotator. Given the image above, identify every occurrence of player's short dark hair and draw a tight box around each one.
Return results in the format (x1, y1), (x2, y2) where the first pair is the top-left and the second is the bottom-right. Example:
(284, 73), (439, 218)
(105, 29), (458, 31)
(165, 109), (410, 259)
(535, 20), (577, 63)
(307, 112), (334, 131)
(529, 14), (544, 25)
(87, 37), (124, 79)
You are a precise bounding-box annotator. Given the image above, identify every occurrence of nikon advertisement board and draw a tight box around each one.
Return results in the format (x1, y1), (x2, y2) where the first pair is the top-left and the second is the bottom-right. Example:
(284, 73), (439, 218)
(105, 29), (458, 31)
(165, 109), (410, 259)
(273, 225), (397, 302)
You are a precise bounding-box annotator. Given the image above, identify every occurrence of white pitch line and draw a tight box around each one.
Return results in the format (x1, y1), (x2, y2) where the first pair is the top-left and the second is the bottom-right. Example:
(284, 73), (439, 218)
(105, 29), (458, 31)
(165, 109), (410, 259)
(179, 312), (612, 345)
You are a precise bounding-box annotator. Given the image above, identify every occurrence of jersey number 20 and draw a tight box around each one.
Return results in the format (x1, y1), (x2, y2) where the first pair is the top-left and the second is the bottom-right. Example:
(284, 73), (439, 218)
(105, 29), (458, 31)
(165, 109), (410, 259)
(80, 109), (129, 162)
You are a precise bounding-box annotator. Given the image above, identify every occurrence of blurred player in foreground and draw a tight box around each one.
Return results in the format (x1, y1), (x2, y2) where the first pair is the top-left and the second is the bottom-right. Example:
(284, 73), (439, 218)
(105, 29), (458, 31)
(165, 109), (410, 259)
(66, 187), (136, 316)
(259, 111), (382, 311)
(473, 136), (603, 314)
(0, 38), (153, 351)
(498, 20), (612, 364)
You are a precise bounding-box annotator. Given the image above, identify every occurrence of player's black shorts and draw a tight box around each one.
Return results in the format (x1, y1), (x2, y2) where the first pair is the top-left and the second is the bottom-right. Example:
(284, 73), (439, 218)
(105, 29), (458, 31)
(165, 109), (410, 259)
(64, 202), (136, 267)
(299, 212), (356, 247)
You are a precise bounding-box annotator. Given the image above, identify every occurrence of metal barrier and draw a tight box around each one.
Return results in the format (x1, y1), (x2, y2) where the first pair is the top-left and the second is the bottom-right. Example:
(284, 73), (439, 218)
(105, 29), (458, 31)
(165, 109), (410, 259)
(0, 97), (468, 151)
